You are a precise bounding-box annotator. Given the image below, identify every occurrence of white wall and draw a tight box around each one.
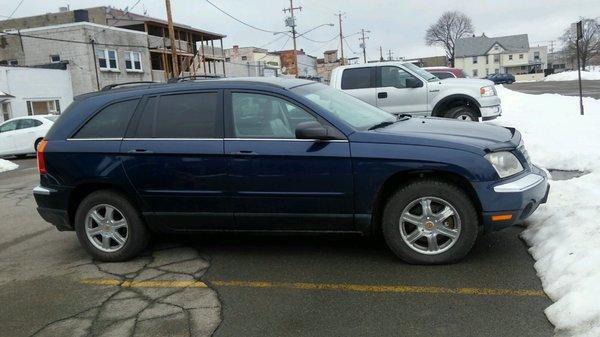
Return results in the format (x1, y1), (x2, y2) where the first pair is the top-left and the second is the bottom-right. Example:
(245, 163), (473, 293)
(0, 66), (73, 121)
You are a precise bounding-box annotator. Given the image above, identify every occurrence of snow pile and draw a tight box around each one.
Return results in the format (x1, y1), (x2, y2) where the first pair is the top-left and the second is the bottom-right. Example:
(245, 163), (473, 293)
(490, 86), (600, 337)
(544, 70), (600, 82)
(0, 159), (19, 173)
(491, 86), (600, 171)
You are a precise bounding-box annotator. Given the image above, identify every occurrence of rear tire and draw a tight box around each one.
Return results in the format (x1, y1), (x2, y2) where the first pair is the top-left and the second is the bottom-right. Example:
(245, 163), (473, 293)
(445, 106), (478, 121)
(382, 179), (479, 264)
(75, 190), (149, 262)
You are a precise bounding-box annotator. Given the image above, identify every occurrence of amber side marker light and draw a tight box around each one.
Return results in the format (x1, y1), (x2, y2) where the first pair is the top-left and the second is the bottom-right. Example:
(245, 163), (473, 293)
(491, 214), (513, 222)
(37, 139), (48, 175)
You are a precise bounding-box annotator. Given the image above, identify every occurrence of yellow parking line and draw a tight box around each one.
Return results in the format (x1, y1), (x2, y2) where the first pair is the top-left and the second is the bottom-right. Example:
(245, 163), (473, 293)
(81, 278), (544, 297)
(81, 278), (208, 288)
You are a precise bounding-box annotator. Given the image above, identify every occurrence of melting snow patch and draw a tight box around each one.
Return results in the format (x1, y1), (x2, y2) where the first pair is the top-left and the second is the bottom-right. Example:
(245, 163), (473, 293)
(0, 159), (19, 173)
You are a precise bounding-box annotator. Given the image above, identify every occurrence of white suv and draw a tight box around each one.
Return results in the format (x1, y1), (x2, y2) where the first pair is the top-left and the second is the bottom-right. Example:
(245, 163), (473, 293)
(330, 62), (501, 121)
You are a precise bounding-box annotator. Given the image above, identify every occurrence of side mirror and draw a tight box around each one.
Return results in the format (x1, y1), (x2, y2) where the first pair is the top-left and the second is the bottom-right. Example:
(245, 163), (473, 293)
(406, 77), (423, 88)
(295, 121), (328, 140)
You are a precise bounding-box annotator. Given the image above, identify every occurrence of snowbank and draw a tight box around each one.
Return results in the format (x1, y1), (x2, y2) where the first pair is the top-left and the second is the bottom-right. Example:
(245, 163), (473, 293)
(0, 159), (19, 173)
(544, 70), (600, 82)
(489, 87), (600, 337)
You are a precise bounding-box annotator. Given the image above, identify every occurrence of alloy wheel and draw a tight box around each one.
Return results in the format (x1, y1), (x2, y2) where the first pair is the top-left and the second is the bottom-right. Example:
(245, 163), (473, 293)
(85, 204), (129, 253)
(398, 197), (461, 255)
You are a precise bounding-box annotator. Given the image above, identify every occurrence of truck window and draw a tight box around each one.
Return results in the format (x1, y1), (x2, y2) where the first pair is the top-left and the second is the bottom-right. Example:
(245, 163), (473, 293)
(341, 68), (372, 90)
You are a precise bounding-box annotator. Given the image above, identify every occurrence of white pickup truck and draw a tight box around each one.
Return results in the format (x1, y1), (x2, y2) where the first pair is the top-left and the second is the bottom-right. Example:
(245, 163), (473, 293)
(330, 62), (501, 121)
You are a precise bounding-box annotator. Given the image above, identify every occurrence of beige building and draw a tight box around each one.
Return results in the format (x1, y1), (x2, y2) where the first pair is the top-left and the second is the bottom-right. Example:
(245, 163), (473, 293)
(454, 34), (547, 78)
(316, 50), (341, 83)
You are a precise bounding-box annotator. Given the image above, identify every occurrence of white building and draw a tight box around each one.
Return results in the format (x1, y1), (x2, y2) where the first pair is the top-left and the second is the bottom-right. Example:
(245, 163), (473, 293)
(0, 66), (73, 122)
(454, 34), (547, 78)
(223, 46), (281, 77)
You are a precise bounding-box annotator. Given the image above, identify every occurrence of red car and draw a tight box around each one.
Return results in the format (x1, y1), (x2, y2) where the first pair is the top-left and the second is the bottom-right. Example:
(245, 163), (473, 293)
(424, 67), (468, 79)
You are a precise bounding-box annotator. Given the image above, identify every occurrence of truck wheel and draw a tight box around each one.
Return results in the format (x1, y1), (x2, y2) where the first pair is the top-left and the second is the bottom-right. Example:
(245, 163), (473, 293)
(382, 179), (479, 264)
(445, 106), (478, 121)
(75, 190), (149, 262)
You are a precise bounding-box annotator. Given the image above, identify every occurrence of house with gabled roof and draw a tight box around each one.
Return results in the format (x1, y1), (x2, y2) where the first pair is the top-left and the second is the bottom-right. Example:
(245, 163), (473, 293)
(454, 33), (547, 78)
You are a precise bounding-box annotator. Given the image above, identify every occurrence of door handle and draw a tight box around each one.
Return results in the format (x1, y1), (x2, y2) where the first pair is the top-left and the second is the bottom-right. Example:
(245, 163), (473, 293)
(230, 150), (258, 156)
(378, 92), (388, 99)
(127, 149), (154, 154)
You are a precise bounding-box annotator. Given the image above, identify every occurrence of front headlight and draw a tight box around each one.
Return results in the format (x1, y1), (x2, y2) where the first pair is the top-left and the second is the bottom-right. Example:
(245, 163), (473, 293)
(485, 151), (523, 178)
(480, 85), (496, 97)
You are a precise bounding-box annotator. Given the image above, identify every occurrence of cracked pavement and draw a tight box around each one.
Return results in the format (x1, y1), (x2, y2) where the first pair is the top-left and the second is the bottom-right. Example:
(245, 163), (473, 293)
(0, 160), (222, 337)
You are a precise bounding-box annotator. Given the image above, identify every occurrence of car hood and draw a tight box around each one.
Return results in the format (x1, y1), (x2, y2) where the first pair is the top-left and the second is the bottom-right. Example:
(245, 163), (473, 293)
(351, 117), (516, 154)
(435, 77), (495, 87)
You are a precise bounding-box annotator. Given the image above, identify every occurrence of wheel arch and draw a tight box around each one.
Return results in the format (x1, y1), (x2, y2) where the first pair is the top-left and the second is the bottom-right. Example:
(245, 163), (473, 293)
(431, 94), (481, 118)
(369, 170), (483, 236)
(67, 182), (142, 229)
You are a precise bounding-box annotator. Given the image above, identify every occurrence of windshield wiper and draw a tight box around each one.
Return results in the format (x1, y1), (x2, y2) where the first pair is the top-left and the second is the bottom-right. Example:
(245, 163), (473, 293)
(368, 121), (395, 130)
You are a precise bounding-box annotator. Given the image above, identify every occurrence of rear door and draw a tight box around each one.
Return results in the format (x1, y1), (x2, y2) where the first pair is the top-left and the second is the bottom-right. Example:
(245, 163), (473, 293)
(121, 90), (232, 230)
(0, 120), (18, 155)
(340, 67), (377, 106)
(376, 66), (429, 115)
(14, 118), (42, 153)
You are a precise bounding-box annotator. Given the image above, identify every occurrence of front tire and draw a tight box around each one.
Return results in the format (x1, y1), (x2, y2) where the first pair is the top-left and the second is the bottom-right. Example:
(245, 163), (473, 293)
(75, 190), (149, 262)
(445, 106), (478, 121)
(382, 179), (479, 264)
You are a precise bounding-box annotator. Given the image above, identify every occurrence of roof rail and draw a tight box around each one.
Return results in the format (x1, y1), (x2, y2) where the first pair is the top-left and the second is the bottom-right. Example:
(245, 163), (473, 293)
(167, 75), (223, 83)
(100, 81), (158, 91)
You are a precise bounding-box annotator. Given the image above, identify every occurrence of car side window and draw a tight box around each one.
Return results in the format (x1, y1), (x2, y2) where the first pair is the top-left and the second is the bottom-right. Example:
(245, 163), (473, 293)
(74, 99), (139, 139)
(231, 92), (316, 139)
(0, 120), (18, 133)
(341, 68), (372, 90)
(433, 72), (454, 79)
(133, 92), (220, 138)
(379, 66), (419, 88)
(17, 119), (42, 130)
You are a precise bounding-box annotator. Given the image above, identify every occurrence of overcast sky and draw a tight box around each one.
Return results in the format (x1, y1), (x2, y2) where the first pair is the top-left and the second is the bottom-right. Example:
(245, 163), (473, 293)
(1, 0), (599, 60)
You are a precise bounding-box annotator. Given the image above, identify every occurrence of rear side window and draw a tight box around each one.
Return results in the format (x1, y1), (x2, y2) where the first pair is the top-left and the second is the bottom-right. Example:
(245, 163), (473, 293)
(74, 99), (139, 138)
(17, 119), (42, 129)
(341, 68), (372, 90)
(134, 92), (220, 138)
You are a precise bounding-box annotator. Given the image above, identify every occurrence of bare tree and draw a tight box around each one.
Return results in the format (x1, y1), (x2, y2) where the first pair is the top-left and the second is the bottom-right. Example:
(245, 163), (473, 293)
(425, 11), (474, 67)
(560, 18), (600, 70)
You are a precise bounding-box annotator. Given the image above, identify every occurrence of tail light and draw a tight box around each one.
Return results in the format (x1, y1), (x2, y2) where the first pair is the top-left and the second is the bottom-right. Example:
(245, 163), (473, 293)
(37, 139), (48, 175)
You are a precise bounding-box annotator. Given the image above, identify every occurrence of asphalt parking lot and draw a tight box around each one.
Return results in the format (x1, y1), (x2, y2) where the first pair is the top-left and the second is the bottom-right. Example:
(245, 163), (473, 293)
(507, 79), (600, 99)
(0, 158), (553, 337)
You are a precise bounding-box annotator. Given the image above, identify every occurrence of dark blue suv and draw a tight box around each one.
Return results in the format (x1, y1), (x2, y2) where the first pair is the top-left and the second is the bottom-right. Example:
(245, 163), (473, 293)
(33, 78), (549, 264)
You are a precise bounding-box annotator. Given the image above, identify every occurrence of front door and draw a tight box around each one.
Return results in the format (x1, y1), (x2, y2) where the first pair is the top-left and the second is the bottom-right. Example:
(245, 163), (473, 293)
(121, 90), (232, 230)
(376, 66), (429, 115)
(224, 90), (354, 231)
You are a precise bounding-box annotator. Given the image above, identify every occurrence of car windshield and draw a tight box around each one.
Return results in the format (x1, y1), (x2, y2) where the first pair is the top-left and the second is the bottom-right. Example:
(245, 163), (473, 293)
(292, 83), (396, 130)
(44, 115), (59, 122)
(403, 63), (439, 82)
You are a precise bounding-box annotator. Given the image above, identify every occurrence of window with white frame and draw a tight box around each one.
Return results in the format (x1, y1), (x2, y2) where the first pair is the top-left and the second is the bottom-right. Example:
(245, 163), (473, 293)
(124, 51), (142, 71)
(96, 49), (118, 70)
(519, 54), (524, 59)
(508, 54), (513, 60)
(26, 100), (61, 115)
(472, 56), (478, 64)
(50, 54), (61, 63)
(1, 102), (11, 121)
(472, 69), (478, 77)
(0, 59), (18, 66)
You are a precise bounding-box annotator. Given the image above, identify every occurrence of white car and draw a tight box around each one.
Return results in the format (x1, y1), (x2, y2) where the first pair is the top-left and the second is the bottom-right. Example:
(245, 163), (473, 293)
(330, 62), (501, 121)
(0, 115), (58, 157)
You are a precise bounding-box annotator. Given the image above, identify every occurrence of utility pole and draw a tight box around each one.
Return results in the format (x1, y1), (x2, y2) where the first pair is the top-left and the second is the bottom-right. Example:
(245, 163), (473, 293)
(283, 0), (302, 77)
(575, 21), (584, 115)
(337, 12), (345, 65)
(359, 28), (370, 63)
(165, 0), (179, 78)
(387, 49), (394, 61)
(379, 46), (384, 62)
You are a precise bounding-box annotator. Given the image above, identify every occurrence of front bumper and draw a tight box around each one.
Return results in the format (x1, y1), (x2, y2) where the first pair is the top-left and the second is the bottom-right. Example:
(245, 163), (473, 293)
(476, 165), (550, 232)
(480, 104), (502, 120)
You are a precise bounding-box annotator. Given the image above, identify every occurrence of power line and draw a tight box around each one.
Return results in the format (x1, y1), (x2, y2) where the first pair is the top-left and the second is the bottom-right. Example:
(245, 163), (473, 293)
(299, 34), (338, 43)
(343, 37), (357, 55)
(205, 0), (286, 34)
(6, 0), (25, 19)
